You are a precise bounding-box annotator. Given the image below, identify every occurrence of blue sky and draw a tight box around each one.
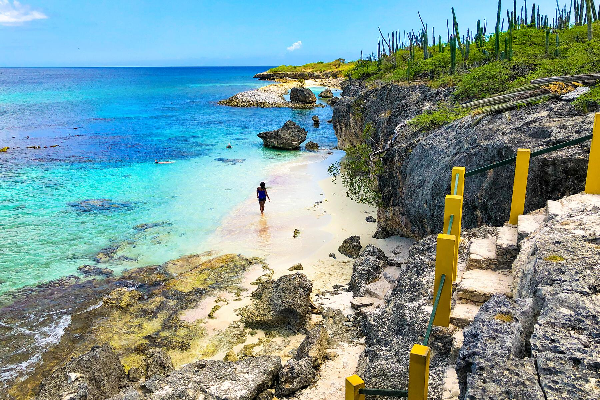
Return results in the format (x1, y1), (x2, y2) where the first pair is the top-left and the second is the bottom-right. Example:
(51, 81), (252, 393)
(1, 0), (560, 67)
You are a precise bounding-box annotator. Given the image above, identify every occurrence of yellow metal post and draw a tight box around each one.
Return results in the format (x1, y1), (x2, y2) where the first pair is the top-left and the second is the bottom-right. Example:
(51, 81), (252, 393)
(509, 149), (531, 225)
(345, 375), (365, 400)
(451, 167), (466, 197)
(442, 195), (463, 281)
(407, 344), (431, 400)
(433, 234), (455, 327)
(585, 113), (600, 194)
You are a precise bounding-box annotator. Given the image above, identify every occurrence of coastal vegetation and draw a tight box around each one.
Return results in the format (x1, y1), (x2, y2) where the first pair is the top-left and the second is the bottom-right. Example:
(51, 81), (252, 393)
(266, 59), (355, 75)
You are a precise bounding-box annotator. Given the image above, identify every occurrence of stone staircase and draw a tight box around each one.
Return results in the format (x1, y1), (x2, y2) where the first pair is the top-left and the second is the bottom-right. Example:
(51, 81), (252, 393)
(442, 205), (550, 400)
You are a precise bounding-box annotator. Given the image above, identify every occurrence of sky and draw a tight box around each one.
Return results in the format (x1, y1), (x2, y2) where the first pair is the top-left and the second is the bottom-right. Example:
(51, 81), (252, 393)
(0, 0), (562, 67)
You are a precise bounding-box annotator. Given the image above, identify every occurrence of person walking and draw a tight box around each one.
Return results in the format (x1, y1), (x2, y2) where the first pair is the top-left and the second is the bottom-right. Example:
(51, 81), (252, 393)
(257, 182), (270, 215)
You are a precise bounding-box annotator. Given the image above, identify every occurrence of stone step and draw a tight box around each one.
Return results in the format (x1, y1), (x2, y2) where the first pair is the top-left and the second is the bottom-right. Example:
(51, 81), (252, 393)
(456, 269), (512, 305)
(466, 237), (497, 270)
(517, 214), (545, 244)
(496, 225), (518, 270)
(450, 302), (480, 328)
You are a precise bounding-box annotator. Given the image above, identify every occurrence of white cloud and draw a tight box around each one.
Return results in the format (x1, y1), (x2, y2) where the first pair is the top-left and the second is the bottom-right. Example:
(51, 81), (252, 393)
(0, 0), (47, 26)
(287, 41), (302, 52)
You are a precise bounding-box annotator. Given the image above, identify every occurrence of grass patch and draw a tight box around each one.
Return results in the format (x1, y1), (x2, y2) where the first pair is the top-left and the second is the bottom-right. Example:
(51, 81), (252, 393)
(573, 85), (600, 112)
(268, 59), (355, 75)
(408, 105), (470, 132)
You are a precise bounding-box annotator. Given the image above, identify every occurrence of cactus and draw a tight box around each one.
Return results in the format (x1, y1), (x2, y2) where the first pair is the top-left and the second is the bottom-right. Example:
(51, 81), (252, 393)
(451, 7), (464, 56)
(439, 35), (443, 53)
(587, 0), (593, 40)
(495, 0), (502, 60)
(450, 35), (457, 74)
(545, 28), (550, 54)
(555, 33), (560, 57)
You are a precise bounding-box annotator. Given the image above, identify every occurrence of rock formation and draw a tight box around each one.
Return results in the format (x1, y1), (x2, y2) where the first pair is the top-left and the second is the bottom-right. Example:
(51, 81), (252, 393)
(348, 245), (388, 296)
(305, 141), (319, 151)
(338, 235), (362, 258)
(238, 273), (313, 331)
(257, 121), (307, 150)
(318, 88), (334, 98)
(332, 81), (593, 239)
(290, 87), (316, 104)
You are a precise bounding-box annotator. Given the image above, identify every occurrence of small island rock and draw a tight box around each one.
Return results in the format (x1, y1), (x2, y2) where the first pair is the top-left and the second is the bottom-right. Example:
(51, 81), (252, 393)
(305, 141), (319, 151)
(318, 88), (333, 98)
(338, 235), (362, 258)
(290, 87), (316, 104)
(257, 121), (307, 150)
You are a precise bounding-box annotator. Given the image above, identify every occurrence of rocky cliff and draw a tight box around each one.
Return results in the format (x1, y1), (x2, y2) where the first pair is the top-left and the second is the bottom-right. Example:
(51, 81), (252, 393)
(332, 81), (595, 239)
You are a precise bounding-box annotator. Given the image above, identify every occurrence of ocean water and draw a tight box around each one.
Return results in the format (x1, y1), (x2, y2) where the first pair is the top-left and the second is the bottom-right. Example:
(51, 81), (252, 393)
(0, 67), (339, 295)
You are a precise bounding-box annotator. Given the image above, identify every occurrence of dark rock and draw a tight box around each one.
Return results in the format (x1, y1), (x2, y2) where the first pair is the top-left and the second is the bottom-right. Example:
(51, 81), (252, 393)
(78, 265), (114, 277)
(318, 88), (334, 98)
(348, 245), (388, 296)
(239, 273), (313, 331)
(294, 325), (329, 366)
(36, 344), (127, 400)
(290, 87), (316, 104)
(365, 216), (376, 223)
(255, 390), (274, 400)
(214, 158), (246, 165)
(305, 141), (319, 151)
(328, 252), (336, 259)
(338, 235), (362, 258)
(327, 97), (339, 106)
(257, 121), (307, 150)
(312, 115), (320, 126)
(69, 199), (133, 213)
(145, 348), (174, 378)
(127, 367), (143, 382)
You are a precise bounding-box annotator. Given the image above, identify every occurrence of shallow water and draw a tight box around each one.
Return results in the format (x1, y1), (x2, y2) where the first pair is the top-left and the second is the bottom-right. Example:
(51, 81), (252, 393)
(0, 67), (338, 294)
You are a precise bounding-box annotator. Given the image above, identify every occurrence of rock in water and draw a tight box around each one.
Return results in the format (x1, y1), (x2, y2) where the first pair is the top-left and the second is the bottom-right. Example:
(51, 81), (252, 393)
(239, 273), (313, 331)
(290, 87), (316, 104)
(305, 141), (319, 151)
(257, 121), (307, 150)
(312, 115), (320, 126)
(77, 264), (114, 277)
(318, 88), (333, 98)
(338, 235), (362, 258)
(349, 245), (388, 296)
(36, 344), (127, 400)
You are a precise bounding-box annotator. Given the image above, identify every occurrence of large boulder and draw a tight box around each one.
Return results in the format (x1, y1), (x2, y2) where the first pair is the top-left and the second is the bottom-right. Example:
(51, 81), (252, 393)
(36, 344), (127, 400)
(257, 121), (307, 150)
(348, 245), (388, 296)
(239, 273), (313, 331)
(305, 141), (319, 151)
(338, 235), (362, 258)
(290, 87), (316, 104)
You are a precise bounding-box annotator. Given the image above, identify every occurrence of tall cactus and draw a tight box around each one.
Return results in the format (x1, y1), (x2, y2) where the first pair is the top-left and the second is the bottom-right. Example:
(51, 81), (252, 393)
(555, 33), (560, 57)
(587, 0), (593, 40)
(545, 28), (550, 55)
(450, 35), (457, 74)
(495, 0), (502, 60)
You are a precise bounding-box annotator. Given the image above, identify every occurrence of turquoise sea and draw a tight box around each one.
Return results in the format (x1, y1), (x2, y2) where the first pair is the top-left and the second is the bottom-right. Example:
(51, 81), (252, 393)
(0, 67), (338, 295)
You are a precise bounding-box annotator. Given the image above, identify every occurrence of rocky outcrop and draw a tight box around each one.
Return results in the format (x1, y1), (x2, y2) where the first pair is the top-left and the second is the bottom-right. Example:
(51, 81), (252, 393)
(254, 71), (344, 81)
(312, 115), (320, 126)
(356, 236), (453, 399)
(332, 81), (593, 238)
(318, 88), (334, 98)
(257, 121), (307, 150)
(218, 89), (289, 108)
(290, 87), (316, 104)
(77, 264), (114, 277)
(239, 273), (313, 331)
(348, 245), (388, 296)
(457, 194), (600, 399)
(36, 345), (127, 400)
(338, 235), (362, 258)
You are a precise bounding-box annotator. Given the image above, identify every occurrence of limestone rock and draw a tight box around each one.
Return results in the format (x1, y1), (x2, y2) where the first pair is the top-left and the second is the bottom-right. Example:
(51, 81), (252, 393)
(496, 225), (518, 269)
(290, 87), (316, 104)
(145, 348), (173, 378)
(257, 121), (307, 150)
(466, 237), (498, 270)
(36, 344), (127, 400)
(239, 273), (313, 331)
(338, 235), (362, 258)
(456, 269), (512, 304)
(312, 115), (320, 126)
(275, 358), (315, 396)
(318, 88), (333, 98)
(348, 245), (387, 296)
(305, 141), (319, 151)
